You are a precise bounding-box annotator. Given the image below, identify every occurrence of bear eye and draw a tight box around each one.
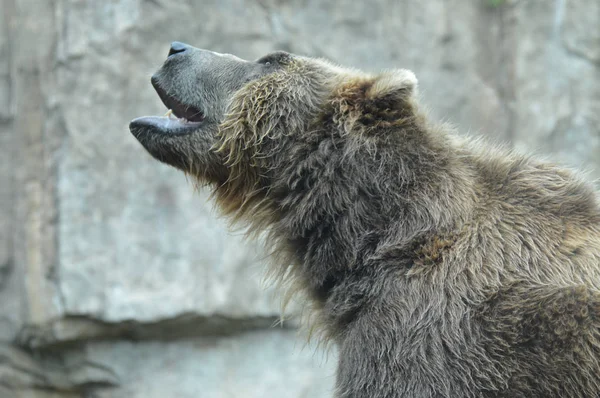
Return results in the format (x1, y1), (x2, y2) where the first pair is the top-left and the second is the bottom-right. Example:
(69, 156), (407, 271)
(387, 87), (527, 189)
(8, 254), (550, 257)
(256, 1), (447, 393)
(256, 51), (289, 66)
(257, 56), (275, 66)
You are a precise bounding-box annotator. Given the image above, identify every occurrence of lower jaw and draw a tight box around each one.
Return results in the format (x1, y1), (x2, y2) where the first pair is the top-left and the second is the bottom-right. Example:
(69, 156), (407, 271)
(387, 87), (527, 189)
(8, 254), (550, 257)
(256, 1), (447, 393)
(129, 115), (203, 136)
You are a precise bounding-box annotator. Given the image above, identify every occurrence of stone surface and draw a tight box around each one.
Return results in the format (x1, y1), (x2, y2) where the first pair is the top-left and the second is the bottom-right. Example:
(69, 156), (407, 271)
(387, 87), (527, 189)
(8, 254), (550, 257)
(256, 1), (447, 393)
(0, 0), (598, 397)
(89, 330), (335, 398)
(1, 331), (335, 398)
(54, 0), (283, 324)
(0, 342), (119, 397)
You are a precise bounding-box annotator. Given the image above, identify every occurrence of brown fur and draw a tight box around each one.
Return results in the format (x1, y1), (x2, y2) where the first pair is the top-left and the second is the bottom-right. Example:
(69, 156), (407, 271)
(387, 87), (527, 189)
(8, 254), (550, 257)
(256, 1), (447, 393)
(131, 47), (600, 397)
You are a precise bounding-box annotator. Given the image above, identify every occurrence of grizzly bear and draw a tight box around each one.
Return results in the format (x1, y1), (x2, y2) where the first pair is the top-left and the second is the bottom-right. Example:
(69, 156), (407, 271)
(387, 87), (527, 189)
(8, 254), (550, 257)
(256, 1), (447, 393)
(130, 42), (600, 397)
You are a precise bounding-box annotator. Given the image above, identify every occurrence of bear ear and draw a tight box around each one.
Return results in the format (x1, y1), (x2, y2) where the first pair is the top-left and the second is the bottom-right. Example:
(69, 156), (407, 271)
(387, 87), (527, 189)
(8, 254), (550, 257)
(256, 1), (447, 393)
(367, 69), (418, 104)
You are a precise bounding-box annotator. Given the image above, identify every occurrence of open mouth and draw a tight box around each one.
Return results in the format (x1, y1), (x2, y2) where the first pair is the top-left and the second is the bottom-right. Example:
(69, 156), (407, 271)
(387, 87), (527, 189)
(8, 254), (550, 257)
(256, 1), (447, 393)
(129, 78), (205, 136)
(152, 77), (205, 123)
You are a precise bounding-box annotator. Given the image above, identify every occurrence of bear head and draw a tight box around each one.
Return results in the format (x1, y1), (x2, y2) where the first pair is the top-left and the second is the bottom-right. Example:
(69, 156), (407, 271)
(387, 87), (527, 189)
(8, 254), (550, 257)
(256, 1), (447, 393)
(130, 43), (422, 228)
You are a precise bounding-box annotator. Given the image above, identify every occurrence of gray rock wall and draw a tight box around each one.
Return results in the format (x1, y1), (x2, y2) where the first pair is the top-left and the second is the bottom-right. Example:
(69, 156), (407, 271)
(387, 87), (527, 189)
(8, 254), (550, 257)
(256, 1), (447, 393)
(0, 0), (598, 397)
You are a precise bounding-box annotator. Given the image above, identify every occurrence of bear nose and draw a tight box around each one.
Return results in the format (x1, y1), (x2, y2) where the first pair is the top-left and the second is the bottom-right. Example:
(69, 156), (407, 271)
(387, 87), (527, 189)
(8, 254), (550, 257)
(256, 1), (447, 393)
(168, 41), (190, 57)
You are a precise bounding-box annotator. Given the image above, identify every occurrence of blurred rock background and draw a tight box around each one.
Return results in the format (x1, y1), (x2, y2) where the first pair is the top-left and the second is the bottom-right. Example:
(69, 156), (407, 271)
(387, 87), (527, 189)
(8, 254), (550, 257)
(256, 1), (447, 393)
(0, 0), (598, 397)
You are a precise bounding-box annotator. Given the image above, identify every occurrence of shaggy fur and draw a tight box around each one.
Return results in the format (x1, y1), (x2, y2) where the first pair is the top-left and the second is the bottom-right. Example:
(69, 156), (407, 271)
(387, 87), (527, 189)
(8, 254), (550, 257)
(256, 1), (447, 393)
(131, 46), (600, 398)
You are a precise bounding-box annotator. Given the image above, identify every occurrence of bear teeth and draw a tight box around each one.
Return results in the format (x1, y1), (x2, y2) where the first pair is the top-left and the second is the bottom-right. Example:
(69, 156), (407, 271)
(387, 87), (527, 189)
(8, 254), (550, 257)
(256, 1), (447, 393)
(163, 108), (200, 124)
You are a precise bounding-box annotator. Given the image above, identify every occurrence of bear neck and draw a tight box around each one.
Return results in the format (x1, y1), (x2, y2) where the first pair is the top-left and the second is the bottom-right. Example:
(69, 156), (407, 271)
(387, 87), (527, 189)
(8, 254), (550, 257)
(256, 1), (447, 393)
(269, 115), (477, 323)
